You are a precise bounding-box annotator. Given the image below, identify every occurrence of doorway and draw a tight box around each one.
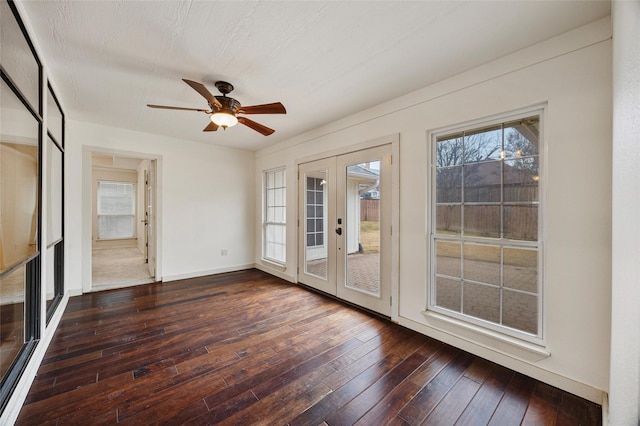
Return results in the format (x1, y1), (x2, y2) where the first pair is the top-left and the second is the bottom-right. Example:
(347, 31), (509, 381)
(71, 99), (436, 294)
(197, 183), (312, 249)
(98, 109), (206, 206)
(298, 144), (393, 316)
(90, 153), (157, 290)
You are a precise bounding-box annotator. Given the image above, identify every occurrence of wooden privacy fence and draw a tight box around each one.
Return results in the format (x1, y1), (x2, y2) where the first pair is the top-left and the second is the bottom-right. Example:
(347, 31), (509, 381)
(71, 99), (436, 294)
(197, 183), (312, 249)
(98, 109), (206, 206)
(436, 204), (538, 240)
(362, 199), (537, 239)
(360, 199), (380, 221)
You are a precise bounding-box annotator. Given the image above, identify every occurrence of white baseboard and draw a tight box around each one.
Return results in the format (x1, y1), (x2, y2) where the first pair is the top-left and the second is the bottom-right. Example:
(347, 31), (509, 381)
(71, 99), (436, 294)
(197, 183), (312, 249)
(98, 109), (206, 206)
(397, 316), (606, 405)
(162, 263), (255, 282)
(68, 288), (83, 297)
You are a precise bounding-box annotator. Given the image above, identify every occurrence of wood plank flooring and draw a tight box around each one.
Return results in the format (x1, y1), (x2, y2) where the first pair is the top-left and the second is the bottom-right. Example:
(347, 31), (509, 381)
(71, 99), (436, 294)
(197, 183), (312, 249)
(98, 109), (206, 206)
(16, 269), (601, 425)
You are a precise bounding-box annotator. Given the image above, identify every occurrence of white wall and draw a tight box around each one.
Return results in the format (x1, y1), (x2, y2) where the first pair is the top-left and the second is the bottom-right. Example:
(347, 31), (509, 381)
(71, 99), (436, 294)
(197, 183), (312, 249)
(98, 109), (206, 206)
(254, 17), (612, 403)
(610, 1), (640, 424)
(65, 120), (256, 295)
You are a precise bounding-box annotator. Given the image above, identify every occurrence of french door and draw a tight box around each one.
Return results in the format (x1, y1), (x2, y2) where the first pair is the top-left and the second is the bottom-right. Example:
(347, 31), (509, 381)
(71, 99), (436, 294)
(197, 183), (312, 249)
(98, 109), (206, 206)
(298, 144), (392, 316)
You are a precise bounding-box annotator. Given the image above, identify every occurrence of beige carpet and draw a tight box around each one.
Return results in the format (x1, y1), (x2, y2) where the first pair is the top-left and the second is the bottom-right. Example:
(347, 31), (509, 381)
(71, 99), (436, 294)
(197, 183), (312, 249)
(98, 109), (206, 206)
(92, 247), (154, 288)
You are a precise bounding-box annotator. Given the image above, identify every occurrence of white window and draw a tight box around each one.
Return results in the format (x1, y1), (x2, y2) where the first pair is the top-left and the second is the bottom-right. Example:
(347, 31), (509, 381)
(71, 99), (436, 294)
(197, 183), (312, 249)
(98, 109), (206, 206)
(430, 111), (542, 341)
(97, 181), (136, 239)
(264, 168), (286, 264)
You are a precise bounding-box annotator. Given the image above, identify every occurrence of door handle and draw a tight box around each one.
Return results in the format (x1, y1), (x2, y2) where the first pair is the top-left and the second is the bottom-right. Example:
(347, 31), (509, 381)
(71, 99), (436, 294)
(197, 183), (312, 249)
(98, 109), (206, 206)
(336, 227), (342, 235)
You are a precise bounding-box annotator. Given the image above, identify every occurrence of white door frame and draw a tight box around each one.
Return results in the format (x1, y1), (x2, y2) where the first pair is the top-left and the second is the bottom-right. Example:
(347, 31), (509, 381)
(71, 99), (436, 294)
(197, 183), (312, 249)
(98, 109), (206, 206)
(82, 146), (162, 293)
(295, 134), (400, 320)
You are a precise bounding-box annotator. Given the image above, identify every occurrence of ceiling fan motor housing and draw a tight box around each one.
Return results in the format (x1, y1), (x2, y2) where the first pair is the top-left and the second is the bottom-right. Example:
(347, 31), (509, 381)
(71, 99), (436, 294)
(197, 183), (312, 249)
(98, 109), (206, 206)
(214, 96), (241, 113)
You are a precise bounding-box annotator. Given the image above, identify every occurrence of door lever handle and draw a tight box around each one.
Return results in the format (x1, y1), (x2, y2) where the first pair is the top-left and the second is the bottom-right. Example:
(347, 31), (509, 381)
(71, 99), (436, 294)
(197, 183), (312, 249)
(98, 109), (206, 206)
(335, 227), (342, 235)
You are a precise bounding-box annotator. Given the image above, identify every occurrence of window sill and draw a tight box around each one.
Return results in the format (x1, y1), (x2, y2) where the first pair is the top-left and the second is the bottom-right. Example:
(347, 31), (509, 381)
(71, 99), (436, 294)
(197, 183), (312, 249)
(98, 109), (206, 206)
(422, 310), (550, 362)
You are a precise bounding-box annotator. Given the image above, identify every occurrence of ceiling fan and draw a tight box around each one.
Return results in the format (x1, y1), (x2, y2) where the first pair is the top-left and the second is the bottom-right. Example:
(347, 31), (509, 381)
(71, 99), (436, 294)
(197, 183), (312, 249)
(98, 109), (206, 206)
(147, 79), (286, 136)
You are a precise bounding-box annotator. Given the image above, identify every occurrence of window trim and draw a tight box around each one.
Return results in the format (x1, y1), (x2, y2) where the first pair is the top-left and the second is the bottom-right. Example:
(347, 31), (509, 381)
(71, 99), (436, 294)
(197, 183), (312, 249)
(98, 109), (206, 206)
(263, 167), (286, 265)
(428, 107), (545, 345)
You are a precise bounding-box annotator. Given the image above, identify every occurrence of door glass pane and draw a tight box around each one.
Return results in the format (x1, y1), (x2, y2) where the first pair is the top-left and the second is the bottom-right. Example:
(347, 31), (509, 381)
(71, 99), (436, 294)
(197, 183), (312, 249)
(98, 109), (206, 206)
(47, 86), (63, 144)
(304, 172), (327, 279)
(1, 78), (40, 273)
(46, 245), (55, 308)
(345, 161), (380, 295)
(0, 1), (40, 113)
(47, 137), (63, 244)
(0, 265), (25, 382)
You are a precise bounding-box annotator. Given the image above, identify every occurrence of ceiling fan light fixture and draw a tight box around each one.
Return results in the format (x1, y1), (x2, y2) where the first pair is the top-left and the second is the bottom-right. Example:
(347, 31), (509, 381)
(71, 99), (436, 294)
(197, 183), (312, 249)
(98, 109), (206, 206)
(211, 111), (238, 128)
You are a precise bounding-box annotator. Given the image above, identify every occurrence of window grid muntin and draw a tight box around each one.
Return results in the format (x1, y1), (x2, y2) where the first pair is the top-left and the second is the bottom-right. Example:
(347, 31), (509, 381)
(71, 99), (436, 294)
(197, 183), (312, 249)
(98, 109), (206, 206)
(263, 167), (286, 264)
(431, 111), (542, 342)
(305, 177), (324, 248)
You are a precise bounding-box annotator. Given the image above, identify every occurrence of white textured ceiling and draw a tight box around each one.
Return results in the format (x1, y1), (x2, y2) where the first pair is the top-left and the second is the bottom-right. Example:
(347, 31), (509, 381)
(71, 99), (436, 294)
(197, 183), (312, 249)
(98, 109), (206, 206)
(19, 0), (610, 151)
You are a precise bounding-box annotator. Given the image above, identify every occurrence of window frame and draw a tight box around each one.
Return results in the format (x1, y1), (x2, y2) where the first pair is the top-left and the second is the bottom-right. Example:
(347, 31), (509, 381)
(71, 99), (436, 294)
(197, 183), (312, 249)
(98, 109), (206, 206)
(96, 180), (137, 240)
(428, 108), (544, 344)
(263, 167), (286, 265)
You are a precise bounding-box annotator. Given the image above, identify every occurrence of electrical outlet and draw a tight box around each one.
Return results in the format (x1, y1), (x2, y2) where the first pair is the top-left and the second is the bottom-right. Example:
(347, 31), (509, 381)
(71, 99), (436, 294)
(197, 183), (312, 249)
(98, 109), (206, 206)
(221, 249), (228, 256)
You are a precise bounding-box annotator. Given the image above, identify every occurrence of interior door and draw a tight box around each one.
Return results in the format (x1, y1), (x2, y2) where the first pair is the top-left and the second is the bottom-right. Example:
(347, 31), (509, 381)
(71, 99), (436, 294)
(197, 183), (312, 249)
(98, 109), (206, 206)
(145, 160), (156, 277)
(298, 144), (392, 316)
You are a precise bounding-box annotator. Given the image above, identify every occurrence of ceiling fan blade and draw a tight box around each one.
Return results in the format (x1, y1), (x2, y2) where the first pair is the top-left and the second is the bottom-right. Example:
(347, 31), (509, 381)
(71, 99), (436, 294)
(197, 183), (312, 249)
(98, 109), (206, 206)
(203, 121), (219, 132)
(238, 116), (275, 136)
(237, 102), (286, 115)
(182, 79), (222, 109)
(147, 104), (208, 112)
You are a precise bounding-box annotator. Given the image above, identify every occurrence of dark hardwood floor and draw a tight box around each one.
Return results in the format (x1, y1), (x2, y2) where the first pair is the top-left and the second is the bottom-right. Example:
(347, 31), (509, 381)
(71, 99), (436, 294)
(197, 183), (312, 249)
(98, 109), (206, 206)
(16, 269), (601, 425)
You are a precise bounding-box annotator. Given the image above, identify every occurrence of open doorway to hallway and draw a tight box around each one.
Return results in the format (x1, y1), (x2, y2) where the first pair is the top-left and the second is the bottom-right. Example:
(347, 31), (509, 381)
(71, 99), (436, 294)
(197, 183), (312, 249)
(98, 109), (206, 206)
(90, 153), (157, 290)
